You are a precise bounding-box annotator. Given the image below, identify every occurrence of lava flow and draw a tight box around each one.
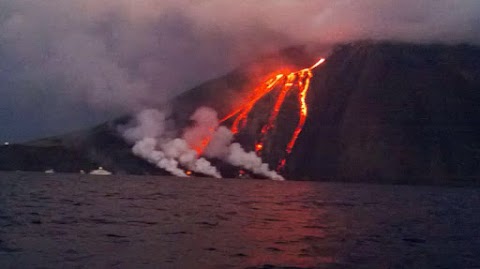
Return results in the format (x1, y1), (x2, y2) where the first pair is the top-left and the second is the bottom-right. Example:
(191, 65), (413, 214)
(221, 58), (326, 170)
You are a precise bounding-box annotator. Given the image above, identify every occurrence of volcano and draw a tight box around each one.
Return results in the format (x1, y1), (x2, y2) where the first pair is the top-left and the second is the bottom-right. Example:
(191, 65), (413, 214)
(2, 41), (480, 185)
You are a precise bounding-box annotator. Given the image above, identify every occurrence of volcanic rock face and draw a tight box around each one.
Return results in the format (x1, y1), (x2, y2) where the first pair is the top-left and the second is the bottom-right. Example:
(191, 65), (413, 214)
(173, 42), (480, 184)
(2, 42), (480, 184)
(288, 42), (480, 184)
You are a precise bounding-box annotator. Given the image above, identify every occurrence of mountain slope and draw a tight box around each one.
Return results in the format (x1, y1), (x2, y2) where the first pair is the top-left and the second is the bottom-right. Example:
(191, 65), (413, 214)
(1, 42), (480, 184)
(288, 42), (480, 183)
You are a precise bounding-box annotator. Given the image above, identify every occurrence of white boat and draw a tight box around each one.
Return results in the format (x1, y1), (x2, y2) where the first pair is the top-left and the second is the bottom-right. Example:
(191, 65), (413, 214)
(89, 167), (112, 175)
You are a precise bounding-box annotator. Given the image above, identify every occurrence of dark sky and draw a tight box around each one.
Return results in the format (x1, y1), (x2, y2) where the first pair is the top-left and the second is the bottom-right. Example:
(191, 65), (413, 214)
(1, 0), (480, 142)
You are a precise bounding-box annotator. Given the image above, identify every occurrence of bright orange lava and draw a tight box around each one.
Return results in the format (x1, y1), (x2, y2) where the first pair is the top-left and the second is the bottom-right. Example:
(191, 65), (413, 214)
(222, 58), (325, 170)
(193, 136), (212, 155)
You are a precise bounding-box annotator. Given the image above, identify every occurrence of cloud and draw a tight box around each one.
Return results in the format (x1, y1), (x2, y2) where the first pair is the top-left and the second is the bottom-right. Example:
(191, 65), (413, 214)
(1, 0), (479, 141)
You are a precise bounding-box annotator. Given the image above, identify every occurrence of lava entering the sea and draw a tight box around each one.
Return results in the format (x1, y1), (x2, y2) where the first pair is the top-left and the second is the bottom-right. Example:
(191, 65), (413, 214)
(221, 58), (325, 170)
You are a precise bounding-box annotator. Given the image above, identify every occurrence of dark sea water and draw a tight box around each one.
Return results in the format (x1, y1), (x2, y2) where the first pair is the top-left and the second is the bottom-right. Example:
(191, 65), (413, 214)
(0, 172), (479, 269)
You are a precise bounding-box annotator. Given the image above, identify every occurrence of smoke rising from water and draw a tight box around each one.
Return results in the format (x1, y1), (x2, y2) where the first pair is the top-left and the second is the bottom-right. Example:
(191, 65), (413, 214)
(161, 138), (222, 179)
(1, 0), (480, 141)
(132, 138), (187, 177)
(204, 126), (284, 181)
(123, 107), (283, 180)
(121, 107), (222, 178)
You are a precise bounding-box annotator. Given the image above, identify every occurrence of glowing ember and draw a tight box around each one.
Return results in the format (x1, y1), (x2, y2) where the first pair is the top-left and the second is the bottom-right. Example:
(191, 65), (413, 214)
(222, 58), (326, 170)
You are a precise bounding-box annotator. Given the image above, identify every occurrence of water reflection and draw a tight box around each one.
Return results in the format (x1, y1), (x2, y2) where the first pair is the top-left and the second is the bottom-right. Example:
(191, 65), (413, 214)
(236, 182), (335, 268)
(0, 173), (479, 269)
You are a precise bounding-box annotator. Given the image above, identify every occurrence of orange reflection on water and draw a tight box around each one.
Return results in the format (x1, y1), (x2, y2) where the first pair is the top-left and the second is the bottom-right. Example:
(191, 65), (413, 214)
(235, 182), (335, 268)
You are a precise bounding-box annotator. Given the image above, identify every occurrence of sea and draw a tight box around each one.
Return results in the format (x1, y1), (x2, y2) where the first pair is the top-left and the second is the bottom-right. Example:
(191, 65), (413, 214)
(0, 172), (479, 269)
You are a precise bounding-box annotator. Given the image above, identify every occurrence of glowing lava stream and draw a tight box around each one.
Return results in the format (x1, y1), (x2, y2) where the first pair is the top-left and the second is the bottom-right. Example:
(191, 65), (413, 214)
(221, 58), (326, 170)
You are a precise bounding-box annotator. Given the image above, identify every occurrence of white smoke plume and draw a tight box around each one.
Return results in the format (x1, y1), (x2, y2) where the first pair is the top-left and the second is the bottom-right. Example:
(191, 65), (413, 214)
(122, 109), (167, 143)
(122, 106), (283, 180)
(182, 107), (284, 180)
(173, 107), (223, 178)
(122, 107), (222, 178)
(183, 107), (219, 151)
(132, 138), (187, 177)
(122, 110), (188, 177)
(162, 138), (221, 178)
(228, 143), (284, 181)
(204, 127), (285, 181)
(204, 126), (235, 159)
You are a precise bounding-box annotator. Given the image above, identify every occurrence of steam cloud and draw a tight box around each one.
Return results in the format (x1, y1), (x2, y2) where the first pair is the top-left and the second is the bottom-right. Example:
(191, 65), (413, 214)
(132, 138), (187, 177)
(204, 126), (284, 181)
(121, 107), (222, 178)
(1, 0), (480, 141)
(122, 107), (284, 180)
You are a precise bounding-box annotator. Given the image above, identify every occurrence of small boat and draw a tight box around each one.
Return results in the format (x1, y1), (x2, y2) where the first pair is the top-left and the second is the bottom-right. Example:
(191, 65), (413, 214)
(89, 167), (112, 176)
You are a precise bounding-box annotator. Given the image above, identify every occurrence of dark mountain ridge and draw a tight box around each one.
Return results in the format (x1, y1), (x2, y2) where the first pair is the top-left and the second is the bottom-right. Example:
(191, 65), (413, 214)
(289, 42), (480, 184)
(1, 41), (480, 185)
